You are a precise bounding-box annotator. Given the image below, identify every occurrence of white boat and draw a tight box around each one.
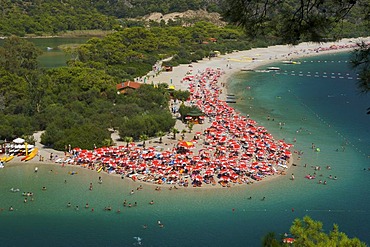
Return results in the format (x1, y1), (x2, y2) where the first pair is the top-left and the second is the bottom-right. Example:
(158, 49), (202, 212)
(282, 60), (301, 64)
(267, 67), (281, 70)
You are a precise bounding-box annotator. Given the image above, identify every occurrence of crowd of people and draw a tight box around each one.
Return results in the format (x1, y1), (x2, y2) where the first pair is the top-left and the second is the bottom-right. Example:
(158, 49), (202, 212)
(61, 68), (293, 187)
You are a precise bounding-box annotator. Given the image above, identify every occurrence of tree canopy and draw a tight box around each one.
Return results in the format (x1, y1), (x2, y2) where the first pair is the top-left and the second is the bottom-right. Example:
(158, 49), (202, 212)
(0, 36), (178, 149)
(262, 216), (367, 246)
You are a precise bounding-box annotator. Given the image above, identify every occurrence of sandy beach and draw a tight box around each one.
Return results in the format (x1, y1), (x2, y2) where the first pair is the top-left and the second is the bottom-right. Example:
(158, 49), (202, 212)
(3, 37), (369, 189)
(2, 37), (370, 247)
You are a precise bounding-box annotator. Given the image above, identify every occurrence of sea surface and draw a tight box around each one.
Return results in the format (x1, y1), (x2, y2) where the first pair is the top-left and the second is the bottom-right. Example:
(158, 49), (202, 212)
(1, 52), (369, 247)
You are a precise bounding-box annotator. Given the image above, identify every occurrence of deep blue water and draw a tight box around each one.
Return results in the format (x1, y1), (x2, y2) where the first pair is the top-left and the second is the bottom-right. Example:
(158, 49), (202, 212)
(0, 52), (369, 247)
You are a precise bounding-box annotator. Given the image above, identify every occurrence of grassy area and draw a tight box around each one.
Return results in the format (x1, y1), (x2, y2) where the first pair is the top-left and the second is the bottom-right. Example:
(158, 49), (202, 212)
(58, 43), (84, 51)
(57, 30), (115, 38)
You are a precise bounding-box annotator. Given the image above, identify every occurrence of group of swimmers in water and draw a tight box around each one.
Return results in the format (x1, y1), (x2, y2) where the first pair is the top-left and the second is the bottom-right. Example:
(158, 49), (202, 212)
(63, 176), (157, 213)
(292, 162), (338, 184)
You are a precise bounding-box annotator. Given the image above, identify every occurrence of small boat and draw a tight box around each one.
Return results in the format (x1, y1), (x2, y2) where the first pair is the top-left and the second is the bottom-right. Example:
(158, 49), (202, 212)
(46, 47), (53, 51)
(282, 60), (301, 65)
(24, 148), (38, 161)
(267, 67), (280, 70)
(97, 166), (103, 173)
(2, 155), (14, 162)
(21, 156), (29, 161)
(254, 69), (270, 73)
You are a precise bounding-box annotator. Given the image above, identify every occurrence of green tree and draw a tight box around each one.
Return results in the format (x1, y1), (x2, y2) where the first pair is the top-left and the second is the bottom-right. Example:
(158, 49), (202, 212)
(123, 136), (133, 147)
(262, 232), (281, 247)
(171, 127), (179, 140)
(156, 131), (165, 143)
(0, 36), (42, 75)
(262, 216), (367, 246)
(139, 134), (149, 148)
(351, 42), (370, 113)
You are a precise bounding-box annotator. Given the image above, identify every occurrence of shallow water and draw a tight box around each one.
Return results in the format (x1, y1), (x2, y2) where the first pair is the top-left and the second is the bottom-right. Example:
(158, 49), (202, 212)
(1, 52), (369, 246)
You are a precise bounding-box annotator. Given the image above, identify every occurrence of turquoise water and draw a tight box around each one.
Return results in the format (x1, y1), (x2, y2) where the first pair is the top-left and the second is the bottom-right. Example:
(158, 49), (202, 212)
(1, 52), (369, 246)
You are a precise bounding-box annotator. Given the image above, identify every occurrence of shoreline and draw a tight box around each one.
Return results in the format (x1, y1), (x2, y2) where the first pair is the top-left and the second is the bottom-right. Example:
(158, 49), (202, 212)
(3, 37), (369, 189)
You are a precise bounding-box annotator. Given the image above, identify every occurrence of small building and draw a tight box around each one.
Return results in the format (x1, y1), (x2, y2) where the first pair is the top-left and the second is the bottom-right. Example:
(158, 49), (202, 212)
(116, 81), (142, 94)
(184, 109), (205, 124)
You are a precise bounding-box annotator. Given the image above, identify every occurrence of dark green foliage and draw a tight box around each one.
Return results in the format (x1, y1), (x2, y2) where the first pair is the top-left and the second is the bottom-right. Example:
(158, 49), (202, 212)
(0, 36), (42, 74)
(0, 37), (170, 150)
(221, 0), (366, 44)
(178, 104), (202, 122)
(72, 23), (252, 79)
(262, 216), (367, 246)
(261, 232), (281, 247)
(0, 1), (117, 36)
(118, 111), (175, 140)
(351, 42), (370, 94)
(172, 90), (190, 102)
(84, 0), (223, 18)
(0, 113), (35, 140)
(41, 122), (111, 150)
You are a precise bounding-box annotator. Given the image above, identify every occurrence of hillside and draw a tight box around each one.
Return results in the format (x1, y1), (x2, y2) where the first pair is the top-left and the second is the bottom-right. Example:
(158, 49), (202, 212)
(0, 0), (224, 36)
(140, 10), (225, 27)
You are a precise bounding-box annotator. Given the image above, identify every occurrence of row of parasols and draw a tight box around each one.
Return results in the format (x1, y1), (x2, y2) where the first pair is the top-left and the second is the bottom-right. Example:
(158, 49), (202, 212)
(70, 68), (293, 187)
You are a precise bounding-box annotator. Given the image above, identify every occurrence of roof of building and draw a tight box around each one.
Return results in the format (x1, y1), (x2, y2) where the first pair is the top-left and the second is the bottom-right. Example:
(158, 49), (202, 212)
(116, 81), (142, 91)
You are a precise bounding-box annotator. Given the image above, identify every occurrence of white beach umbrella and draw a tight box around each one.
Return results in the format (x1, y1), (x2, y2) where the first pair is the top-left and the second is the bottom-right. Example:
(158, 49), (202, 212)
(13, 138), (25, 144)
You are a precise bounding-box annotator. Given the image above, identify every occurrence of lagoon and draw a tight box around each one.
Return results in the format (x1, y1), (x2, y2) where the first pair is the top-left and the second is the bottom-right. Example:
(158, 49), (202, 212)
(0, 50), (369, 247)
